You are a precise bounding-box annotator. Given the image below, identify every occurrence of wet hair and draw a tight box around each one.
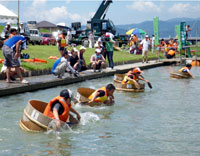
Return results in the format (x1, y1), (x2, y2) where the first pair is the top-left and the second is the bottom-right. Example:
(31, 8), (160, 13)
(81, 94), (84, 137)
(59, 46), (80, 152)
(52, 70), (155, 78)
(60, 89), (70, 99)
(106, 84), (115, 91)
(186, 63), (192, 68)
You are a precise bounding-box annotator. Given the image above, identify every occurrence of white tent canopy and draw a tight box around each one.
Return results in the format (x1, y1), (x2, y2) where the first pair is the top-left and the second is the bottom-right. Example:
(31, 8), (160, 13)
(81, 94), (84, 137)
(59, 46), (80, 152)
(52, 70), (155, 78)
(0, 4), (17, 23)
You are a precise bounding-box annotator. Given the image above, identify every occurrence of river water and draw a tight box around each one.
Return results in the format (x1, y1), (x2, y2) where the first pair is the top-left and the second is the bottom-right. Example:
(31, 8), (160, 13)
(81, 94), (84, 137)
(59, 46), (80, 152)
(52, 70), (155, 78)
(0, 66), (200, 156)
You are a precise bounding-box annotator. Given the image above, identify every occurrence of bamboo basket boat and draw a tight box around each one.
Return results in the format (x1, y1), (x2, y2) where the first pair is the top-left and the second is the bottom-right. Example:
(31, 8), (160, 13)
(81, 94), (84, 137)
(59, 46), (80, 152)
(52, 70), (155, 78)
(113, 74), (145, 92)
(76, 88), (113, 106)
(19, 100), (79, 132)
(170, 72), (191, 79)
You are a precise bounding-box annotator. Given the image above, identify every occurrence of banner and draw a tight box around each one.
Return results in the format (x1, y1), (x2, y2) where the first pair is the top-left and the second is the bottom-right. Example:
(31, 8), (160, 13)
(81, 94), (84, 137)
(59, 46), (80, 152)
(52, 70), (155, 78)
(180, 22), (186, 47)
(153, 16), (159, 46)
(175, 25), (181, 51)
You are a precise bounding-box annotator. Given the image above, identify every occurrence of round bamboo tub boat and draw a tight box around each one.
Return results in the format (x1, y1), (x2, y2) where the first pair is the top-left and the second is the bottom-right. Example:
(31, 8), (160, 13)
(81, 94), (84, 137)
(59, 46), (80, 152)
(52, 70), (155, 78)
(19, 100), (79, 132)
(76, 88), (114, 106)
(170, 72), (191, 79)
(113, 74), (145, 92)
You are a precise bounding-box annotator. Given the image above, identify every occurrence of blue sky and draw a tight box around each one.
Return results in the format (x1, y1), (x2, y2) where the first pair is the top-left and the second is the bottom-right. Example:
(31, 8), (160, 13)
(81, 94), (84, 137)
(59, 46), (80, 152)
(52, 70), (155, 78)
(1, 0), (200, 26)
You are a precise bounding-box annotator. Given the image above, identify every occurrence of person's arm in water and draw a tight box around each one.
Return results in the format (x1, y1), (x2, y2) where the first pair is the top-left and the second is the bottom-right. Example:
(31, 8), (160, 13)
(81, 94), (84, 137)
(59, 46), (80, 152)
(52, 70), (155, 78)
(187, 70), (195, 79)
(88, 91), (100, 103)
(53, 108), (61, 128)
(70, 107), (81, 121)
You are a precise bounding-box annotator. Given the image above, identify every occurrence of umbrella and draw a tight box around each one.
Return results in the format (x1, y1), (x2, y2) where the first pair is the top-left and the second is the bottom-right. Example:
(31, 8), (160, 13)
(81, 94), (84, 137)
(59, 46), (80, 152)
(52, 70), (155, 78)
(126, 28), (146, 35)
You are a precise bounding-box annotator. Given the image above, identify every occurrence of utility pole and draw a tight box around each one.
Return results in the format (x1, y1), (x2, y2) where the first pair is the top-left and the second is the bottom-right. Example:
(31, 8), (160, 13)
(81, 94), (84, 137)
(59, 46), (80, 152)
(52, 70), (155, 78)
(17, 0), (20, 33)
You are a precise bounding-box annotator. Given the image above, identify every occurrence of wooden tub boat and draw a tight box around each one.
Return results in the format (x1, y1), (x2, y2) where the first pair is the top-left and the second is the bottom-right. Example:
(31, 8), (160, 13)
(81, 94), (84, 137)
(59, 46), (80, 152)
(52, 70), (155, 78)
(76, 88), (114, 106)
(170, 72), (191, 79)
(19, 100), (79, 132)
(113, 74), (145, 92)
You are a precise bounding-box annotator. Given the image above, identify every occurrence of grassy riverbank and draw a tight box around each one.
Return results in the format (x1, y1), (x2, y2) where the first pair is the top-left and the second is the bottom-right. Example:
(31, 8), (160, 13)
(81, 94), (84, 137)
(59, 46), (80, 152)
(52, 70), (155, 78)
(0, 45), (199, 71)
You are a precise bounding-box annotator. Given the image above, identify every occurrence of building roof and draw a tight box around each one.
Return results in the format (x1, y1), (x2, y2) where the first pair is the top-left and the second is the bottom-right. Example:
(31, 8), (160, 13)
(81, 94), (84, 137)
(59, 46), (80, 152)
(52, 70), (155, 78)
(37, 20), (57, 28)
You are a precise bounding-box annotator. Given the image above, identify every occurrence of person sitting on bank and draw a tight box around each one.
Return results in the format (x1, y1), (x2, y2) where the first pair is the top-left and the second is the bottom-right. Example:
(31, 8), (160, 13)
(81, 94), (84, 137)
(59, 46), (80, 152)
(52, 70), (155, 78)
(90, 48), (105, 72)
(1, 64), (26, 81)
(52, 50), (79, 78)
(43, 89), (81, 128)
(88, 83), (115, 105)
(78, 46), (88, 72)
(166, 48), (176, 59)
(68, 48), (80, 71)
(121, 67), (150, 89)
(179, 63), (194, 78)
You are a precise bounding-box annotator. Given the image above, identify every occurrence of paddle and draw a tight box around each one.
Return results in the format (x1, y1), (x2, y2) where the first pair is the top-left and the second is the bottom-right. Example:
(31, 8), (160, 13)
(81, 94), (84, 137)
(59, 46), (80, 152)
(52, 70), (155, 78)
(147, 82), (152, 89)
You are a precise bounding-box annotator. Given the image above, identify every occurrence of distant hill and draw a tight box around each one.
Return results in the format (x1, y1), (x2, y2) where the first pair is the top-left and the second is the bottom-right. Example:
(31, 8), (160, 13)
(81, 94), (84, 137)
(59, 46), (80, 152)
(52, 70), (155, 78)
(116, 17), (200, 38)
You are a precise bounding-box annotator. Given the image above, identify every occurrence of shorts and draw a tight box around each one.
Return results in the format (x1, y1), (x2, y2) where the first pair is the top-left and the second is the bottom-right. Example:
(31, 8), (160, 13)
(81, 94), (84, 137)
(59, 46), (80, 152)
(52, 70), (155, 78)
(2, 45), (20, 67)
(142, 50), (148, 57)
(58, 47), (65, 51)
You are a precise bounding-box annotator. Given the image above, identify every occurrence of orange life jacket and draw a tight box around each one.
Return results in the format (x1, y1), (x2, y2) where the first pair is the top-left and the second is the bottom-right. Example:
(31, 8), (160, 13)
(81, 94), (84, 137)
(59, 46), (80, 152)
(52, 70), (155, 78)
(167, 50), (175, 56)
(59, 34), (67, 48)
(121, 71), (138, 84)
(88, 87), (108, 102)
(43, 96), (70, 122)
(191, 60), (200, 67)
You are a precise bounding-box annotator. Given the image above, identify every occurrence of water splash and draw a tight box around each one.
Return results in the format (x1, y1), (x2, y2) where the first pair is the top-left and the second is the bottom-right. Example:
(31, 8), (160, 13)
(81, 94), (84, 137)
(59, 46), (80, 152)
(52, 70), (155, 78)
(80, 112), (100, 126)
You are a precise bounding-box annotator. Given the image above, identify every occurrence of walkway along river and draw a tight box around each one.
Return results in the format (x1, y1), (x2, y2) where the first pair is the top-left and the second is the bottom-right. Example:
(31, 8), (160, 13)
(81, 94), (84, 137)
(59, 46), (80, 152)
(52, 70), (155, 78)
(0, 66), (200, 155)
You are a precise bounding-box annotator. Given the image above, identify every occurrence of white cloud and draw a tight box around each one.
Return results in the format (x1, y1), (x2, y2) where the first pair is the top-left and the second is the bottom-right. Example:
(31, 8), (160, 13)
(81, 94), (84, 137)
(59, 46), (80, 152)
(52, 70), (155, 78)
(32, 0), (46, 7)
(127, 1), (161, 12)
(168, 3), (200, 17)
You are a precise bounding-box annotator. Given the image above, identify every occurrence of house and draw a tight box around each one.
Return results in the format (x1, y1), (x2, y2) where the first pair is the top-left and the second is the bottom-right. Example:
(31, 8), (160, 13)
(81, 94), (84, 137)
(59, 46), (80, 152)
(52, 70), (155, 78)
(37, 20), (57, 32)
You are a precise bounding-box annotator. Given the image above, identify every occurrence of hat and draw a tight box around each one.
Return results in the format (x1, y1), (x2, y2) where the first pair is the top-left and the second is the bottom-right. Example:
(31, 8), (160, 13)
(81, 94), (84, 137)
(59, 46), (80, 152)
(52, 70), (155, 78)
(145, 35), (149, 38)
(95, 48), (101, 53)
(80, 46), (86, 50)
(133, 67), (142, 74)
(6, 22), (10, 25)
(73, 48), (79, 53)
(98, 37), (102, 42)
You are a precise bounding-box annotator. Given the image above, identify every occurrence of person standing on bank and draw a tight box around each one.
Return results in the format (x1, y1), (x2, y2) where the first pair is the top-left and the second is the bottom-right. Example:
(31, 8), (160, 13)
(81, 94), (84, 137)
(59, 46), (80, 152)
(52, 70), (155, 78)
(43, 89), (81, 128)
(2, 35), (29, 83)
(105, 35), (115, 69)
(140, 35), (150, 63)
(57, 30), (67, 57)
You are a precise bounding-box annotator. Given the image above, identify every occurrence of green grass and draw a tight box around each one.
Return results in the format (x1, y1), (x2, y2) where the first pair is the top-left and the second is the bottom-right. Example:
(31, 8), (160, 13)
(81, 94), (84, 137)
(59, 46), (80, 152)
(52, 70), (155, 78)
(0, 45), (200, 71)
(0, 26), (4, 33)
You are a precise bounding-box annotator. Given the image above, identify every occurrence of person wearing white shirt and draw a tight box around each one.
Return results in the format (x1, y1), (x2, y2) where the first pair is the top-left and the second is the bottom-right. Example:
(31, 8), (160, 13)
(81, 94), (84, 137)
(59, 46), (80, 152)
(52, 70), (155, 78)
(140, 35), (150, 63)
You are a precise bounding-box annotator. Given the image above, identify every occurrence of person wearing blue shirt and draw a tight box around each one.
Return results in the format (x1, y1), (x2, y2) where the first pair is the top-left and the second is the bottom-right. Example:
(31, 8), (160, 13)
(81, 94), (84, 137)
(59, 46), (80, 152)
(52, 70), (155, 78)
(2, 35), (28, 83)
(52, 51), (79, 78)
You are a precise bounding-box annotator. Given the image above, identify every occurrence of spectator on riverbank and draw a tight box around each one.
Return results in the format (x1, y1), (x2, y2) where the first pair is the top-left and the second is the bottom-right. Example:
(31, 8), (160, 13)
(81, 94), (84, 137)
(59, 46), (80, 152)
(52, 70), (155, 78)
(57, 30), (67, 57)
(151, 35), (155, 54)
(94, 38), (106, 59)
(9, 28), (17, 38)
(186, 25), (192, 40)
(68, 48), (80, 71)
(140, 35), (150, 63)
(78, 46), (88, 72)
(52, 50), (79, 78)
(105, 35), (115, 69)
(2, 22), (11, 39)
(1, 64), (26, 81)
(166, 49), (176, 59)
(2, 35), (28, 83)
(90, 48), (105, 72)
(66, 29), (72, 46)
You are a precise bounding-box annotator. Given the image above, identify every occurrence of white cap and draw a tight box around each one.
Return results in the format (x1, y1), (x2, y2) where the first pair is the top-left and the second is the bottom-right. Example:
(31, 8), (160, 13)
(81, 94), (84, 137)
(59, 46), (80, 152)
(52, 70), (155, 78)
(80, 46), (86, 50)
(73, 48), (79, 53)
(95, 48), (101, 53)
(6, 22), (10, 25)
(145, 35), (149, 38)
(98, 37), (101, 42)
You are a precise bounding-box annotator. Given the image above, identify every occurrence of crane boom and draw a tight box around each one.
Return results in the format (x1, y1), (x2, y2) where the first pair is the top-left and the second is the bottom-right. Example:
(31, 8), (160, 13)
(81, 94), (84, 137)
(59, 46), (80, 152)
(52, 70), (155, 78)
(92, 0), (112, 20)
